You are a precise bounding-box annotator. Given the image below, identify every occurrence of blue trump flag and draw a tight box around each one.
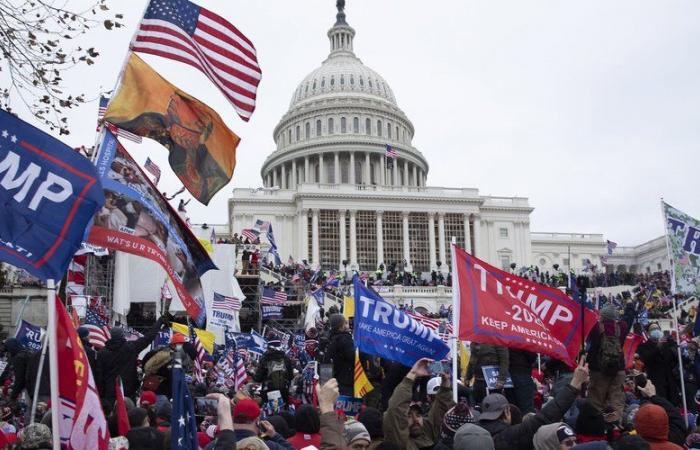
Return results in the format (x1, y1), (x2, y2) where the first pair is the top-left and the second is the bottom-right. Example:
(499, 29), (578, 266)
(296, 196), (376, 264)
(172, 360), (198, 449)
(15, 320), (43, 351)
(353, 275), (449, 367)
(0, 109), (104, 280)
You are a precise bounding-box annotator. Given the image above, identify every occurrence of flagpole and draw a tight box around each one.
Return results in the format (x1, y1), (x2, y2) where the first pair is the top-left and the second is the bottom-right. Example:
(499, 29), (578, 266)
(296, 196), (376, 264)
(660, 198), (689, 424)
(46, 279), (60, 450)
(29, 332), (48, 424)
(450, 237), (458, 403)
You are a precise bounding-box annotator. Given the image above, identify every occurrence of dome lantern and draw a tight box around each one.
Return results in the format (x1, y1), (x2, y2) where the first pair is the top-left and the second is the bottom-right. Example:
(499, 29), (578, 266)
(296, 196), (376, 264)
(328, 1), (355, 57)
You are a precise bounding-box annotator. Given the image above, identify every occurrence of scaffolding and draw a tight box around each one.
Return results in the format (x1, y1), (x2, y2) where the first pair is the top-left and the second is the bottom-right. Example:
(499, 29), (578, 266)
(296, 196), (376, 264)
(84, 253), (115, 310)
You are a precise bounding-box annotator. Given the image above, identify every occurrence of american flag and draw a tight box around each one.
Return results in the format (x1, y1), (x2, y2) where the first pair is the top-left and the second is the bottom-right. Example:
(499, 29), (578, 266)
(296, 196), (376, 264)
(212, 332), (247, 389)
(386, 144), (398, 159)
(98, 96), (143, 143)
(213, 292), (241, 311)
(407, 312), (453, 344)
(600, 255), (609, 266)
(189, 323), (207, 384)
(160, 280), (173, 301)
(241, 228), (260, 243)
(254, 219), (271, 233)
(131, 0), (262, 122)
(144, 157), (161, 185)
(84, 306), (111, 349)
(261, 287), (286, 305)
(606, 240), (618, 256)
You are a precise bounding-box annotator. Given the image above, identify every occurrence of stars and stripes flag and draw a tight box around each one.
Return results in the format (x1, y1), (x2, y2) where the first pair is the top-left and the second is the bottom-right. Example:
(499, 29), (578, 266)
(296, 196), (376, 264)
(131, 0), (262, 122)
(407, 312), (453, 344)
(386, 144), (398, 159)
(84, 305), (111, 349)
(66, 254), (87, 297)
(213, 292), (241, 311)
(171, 359), (198, 450)
(98, 96), (143, 143)
(606, 240), (618, 256)
(189, 323), (207, 384)
(254, 219), (271, 233)
(261, 287), (287, 305)
(241, 228), (260, 243)
(144, 157), (162, 185)
(161, 280), (173, 302)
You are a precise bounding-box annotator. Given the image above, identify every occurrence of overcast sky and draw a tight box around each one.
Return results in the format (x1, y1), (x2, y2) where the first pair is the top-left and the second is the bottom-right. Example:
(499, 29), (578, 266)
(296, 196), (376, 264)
(11, 0), (700, 246)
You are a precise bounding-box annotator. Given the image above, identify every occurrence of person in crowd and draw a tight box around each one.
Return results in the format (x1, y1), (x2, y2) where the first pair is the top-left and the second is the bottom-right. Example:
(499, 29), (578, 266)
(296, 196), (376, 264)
(95, 315), (168, 409)
(287, 404), (321, 449)
(17, 423), (52, 450)
(586, 304), (629, 421)
(532, 422), (578, 450)
(254, 339), (294, 402)
(142, 331), (197, 400)
(635, 379), (688, 448)
(229, 398), (294, 450)
(638, 322), (681, 406)
(77, 327), (99, 374)
(432, 401), (476, 450)
(2, 338), (34, 402)
(357, 407), (384, 449)
(326, 314), (355, 396)
(466, 342), (510, 406)
(453, 423), (495, 450)
(477, 355), (589, 450)
(383, 358), (454, 450)
(508, 349), (537, 414)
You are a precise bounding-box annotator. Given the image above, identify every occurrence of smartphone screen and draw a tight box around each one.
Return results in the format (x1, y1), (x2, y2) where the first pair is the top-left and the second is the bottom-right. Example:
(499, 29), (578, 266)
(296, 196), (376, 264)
(195, 397), (218, 416)
(318, 363), (333, 385)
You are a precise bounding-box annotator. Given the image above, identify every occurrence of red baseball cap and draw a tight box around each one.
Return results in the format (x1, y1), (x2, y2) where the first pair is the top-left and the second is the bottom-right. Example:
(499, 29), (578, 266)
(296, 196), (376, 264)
(233, 399), (260, 421)
(140, 390), (157, 406)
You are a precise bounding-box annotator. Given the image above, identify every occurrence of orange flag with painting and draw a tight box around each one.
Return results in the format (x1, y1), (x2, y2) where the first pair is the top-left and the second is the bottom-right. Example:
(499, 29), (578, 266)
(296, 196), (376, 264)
(104, 53), (240, 205)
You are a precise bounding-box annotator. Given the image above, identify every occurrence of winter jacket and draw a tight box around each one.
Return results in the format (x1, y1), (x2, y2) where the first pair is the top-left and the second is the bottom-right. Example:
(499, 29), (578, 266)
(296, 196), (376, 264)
(254, 348), (294, 398)
(640, 395), (688, 448)
(288, 431), (322, 450)
(8, 349), (34, 400)
(634, 402), (684, 450)
(382, 376), (455, 450)
(638, 339), (681, 406)
(234, 428), (295, 450)
(25, 350), (51, 399)
(586, 320), (628, 373)
(466, 343), (509, 383)
(509, 349), (537, 375)
(96, 318), (163, 400)
(326, 330), (355, 392)
(320, 412), (346, 450)
(141, 343), (196, 398)
(477, 384), (580, 450)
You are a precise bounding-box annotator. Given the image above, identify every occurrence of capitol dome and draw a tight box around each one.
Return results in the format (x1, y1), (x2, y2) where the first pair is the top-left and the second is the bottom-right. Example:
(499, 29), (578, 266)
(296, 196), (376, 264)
(261, 4), (428, 189)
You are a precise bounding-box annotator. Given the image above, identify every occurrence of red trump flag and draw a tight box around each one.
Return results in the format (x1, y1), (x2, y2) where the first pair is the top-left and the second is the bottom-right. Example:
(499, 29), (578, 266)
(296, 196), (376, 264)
(451, 244), (598, 367)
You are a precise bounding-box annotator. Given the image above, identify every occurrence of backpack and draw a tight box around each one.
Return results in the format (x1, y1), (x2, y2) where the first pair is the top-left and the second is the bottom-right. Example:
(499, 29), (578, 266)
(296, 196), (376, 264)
(598, 323), (622, 376)
(266, 355), (288, 392)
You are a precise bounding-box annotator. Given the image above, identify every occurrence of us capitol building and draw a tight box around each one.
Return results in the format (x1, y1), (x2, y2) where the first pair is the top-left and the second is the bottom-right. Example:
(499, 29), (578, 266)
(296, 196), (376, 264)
(228, 3), (667, 278)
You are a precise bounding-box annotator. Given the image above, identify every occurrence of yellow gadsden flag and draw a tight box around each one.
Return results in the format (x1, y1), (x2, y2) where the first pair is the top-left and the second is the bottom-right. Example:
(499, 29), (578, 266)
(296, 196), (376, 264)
(354, 350), (374, 397)
(172, 322), (215, 355)
(104, 53), (240, 205)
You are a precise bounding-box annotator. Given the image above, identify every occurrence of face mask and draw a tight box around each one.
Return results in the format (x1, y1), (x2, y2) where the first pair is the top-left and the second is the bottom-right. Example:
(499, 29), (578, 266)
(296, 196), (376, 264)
(650, 329), (663, 340)
(175, 344), (184, 352)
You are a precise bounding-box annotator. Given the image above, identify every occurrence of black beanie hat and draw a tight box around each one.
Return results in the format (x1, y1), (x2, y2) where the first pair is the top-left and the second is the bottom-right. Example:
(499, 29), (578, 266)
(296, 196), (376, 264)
(295, 404), (320, 434)
(267, 415), (294, 439)
(128, 407), (148, 428)
(575, 399), (606, 436)
(357, 407), (383, 439)
(329, 314), (346, 331)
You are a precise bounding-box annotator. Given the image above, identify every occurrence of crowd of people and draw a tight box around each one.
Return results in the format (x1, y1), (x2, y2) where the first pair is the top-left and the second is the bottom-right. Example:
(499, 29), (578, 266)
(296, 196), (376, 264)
(0, 256), (697, 450)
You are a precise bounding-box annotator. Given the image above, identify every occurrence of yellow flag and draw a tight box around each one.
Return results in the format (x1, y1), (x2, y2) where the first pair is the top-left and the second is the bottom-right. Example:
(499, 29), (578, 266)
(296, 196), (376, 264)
(459, 341), (470, 382)
(171, 322), (215, 355)
(198, 238), (213, 254)
(354, 350), (374, 397)
(343, 296), (354, 319)
(104, 53), (240, 205)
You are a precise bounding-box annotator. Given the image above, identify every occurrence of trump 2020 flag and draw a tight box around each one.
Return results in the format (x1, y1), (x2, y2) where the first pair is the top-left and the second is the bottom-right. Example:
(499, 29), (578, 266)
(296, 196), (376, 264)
(172, 361), (198, 450)
(56, 296), (110, 449)
(663, 201), (700, 298)
(15, 320), (43, 352)
(353, 275), (449, 367)
(451, 244), (598, 367)
(0, 109), (104, 281)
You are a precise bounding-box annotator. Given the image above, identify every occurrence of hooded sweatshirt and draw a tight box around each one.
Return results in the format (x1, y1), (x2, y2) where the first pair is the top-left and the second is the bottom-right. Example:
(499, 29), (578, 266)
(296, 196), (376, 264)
(533, 422), (569, 450)
(634, 404), (683, 450)
(453, 424), (495, 450)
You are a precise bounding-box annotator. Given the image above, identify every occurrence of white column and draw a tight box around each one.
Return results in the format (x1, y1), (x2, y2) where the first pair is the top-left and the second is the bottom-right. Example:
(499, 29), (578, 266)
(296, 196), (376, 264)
(403, 160), (409, 187)
(438, 213), (447, 272)
(428, 212), (437, 270)
(376, 211), (384, 267)
(513, 221), (522, 267)
(416, 169), (422, 187)
(304, 156), (310, 183)
(393, 159), (398, 186)
(463, 213), (472, 253)
(291, 159), (297, 187)
(523, 221), (532, 266)
(339, 210), (347, 267)
(412, 164), (418, 187)
(334, 152), (340, 184)
(487, 220), (496, 264)
(402, 211), (410, 268)
(350, 152), (356, 184)
(473, 215), (481, 257)
(319, 154), (325, 183)
(349, 209), (357, 267)
(365, 152), (371, 184)
(273, 167), (278, 187)
(381, 155), (386, 185)
(298, 209), (308, 262)
(311, 209), (320, 264)
(281, 163), (287, 189)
